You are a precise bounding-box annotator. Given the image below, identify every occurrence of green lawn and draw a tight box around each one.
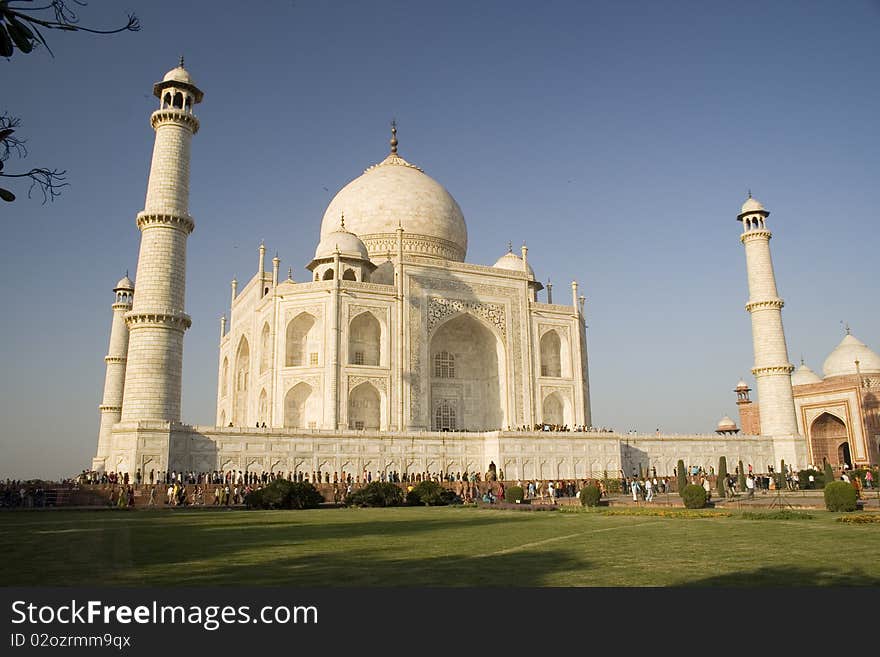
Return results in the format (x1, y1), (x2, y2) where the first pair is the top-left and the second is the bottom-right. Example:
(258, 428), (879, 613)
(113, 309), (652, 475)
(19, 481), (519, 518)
(1, 507), (877, 586)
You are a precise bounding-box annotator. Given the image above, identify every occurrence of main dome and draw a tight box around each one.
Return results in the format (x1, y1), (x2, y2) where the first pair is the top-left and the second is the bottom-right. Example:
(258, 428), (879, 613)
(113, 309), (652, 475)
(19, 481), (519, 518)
(822, 334), (880, 378)
(320, 150), (467, 262)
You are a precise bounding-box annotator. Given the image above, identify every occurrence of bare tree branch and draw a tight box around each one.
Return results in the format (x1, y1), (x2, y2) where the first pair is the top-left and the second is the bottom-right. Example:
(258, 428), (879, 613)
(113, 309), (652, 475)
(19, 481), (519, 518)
(1, 1), (140, 58)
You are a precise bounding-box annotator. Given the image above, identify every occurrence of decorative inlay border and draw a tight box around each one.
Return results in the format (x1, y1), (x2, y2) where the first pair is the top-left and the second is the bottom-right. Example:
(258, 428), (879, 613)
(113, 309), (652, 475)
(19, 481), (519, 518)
(285, 305), (324, 323)
(348, 375), (388, 393)
(427, 297), (506, 338)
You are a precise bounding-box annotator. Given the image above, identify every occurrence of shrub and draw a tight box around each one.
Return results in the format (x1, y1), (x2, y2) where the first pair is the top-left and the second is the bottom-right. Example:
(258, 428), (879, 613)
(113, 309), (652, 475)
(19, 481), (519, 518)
(504, 486), (525, 504)
(579, 484), (601, 507)
(737, 460), (746, 492)
(347, 481), (404, 507)
(245, 480), (323, 510)
(824, 481), (858, 512)
(680, 484), (707, 509)
(740, 510), (814, 521)
(676, 460), (687, 495)
(406, 480), (458, 506)
(798, 469), (824, 490)
(601, 478), (621, 494)
(836, 514), (880, 524)
(717, 456), (728, 498)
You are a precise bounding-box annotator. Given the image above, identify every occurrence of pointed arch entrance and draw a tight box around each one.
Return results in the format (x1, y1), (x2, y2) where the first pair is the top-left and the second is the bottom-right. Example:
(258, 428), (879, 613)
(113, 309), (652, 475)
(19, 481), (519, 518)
(809, 412), (849, 467)
(429, 313), (506, 431)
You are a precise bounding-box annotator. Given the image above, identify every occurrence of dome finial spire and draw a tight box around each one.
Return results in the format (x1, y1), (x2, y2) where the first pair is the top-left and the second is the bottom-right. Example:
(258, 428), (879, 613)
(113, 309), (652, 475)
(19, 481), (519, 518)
(747, 188), (752, 199)
(507, 241), (512, 253)
(179, 55), (184, 68)
(390, 119), (398, 154)
(340, 211), (345, 230)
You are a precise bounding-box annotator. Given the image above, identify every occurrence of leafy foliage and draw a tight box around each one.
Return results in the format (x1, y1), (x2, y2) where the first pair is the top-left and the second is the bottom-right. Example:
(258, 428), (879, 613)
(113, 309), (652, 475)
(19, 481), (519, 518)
(347, 481), (404, 507)
(245, 480), (324, 510)
(798, 469), (824, 490)
(739, 511), (814, 521)
(504, 486), (525, 504)
(579, 484), (601, 507)
(676, 460), (687, 495)
(824, 462), (835, 486)
(680, 484), (707, 509)
(406, 480), (458, 506)
(717, 456), (728, 497)
(824, 481), (858, 512)
(737, 460), (746, 492)
(1, 2), (139, 202)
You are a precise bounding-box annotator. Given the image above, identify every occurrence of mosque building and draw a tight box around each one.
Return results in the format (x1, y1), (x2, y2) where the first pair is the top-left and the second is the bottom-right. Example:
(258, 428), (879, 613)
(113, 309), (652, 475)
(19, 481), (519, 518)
(91, 62), (875, 481)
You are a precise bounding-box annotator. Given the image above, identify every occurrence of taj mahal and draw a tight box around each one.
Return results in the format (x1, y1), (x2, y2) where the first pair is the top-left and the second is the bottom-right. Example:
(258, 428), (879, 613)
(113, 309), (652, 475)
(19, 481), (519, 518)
(91, 62), (880, 481)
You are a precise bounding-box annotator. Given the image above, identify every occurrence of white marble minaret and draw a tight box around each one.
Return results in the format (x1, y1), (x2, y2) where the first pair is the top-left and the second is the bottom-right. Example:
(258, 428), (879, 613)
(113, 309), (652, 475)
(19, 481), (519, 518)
(120, 60), (203, 423)
(738, 194), (798, 438)
(93, 275), (134, 471)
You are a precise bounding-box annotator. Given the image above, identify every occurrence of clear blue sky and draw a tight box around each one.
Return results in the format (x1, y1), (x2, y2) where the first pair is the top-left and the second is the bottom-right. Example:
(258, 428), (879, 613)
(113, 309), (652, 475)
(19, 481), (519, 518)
(2, 0), (878, 479)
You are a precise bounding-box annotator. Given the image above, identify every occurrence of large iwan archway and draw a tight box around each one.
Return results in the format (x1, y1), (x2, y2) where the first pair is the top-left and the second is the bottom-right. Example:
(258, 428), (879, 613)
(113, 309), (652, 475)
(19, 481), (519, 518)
(542, 392), (564, 426)
(429, 313), (506, 431)
(809, 412), (849, 467)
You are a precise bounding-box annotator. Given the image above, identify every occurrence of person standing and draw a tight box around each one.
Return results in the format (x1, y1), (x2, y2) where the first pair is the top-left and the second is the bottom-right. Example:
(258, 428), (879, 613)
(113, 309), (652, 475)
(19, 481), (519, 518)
(645, 477), (654, 502)
(746, 474), (755, 498)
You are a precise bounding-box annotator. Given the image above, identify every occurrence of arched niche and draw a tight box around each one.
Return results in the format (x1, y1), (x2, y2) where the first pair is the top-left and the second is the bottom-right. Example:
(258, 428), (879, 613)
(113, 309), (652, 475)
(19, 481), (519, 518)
(809, 412), (849, 467)
(349, 311), (381, 366)
(348, 382), (381, 430)
(286, 313), (319, 367)
(542, 391), (564, 426)
(259, 323), (271, 374)
(540, 329), (569, 377)
(232, 336), (250, 426)
(284, 382), (317, 429)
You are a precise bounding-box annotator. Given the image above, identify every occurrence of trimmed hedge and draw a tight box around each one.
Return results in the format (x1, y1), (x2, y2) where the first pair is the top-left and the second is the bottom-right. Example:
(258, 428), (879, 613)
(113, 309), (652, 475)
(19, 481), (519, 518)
(824, 481), (858, 512)
(798, 469), (824, 490)
(676, 460), (687, 494)
(347, 481), (404, 507)
(504, 486), (525, 504)
(681, 484), (707, 509)
(245, 480), (324, 510)
(717, 456), (728, 498)
(579, 484), (601, 507)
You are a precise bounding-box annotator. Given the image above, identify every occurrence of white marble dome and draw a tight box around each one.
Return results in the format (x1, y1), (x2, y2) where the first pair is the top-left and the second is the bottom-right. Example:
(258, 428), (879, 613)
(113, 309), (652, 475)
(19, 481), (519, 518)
(740, 196), (766, 215)
(493, 250), (535, 277)
(163, 65), (194, 85)
(314, 228), (369, 260)
(114, 275), (134, 291)
(320, 152), (467, 262)
(822, 334), (880, 378)
(791, 363), (822, 386)
(716, 415), (738, 431)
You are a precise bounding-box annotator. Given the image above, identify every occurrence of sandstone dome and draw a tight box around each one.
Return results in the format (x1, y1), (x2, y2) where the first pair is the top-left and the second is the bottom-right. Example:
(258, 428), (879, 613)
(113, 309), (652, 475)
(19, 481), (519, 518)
(822, 334), (880, 378)
(493, 250), (535, 277)
(320, 150), (467, 262)
(716, 416), (738, 431)
(791, 363), (822, 386)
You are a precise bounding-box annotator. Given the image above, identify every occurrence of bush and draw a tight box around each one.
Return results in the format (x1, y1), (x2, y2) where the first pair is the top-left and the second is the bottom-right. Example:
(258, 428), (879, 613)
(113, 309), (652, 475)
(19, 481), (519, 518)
(824, 481), (858, 512)
(348, 481), (404, 507)
(676, 460), (687, 495)
(579, 484), (601, 507)
(601, 478), (621, 494)
(798, 469), (824, 490)
(680, 484), (707, 509)
(245, 480), (324, 510)
(737, 460), (746, 492)
(504, 486), (525, 503)
(406, 480), (458, 506)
